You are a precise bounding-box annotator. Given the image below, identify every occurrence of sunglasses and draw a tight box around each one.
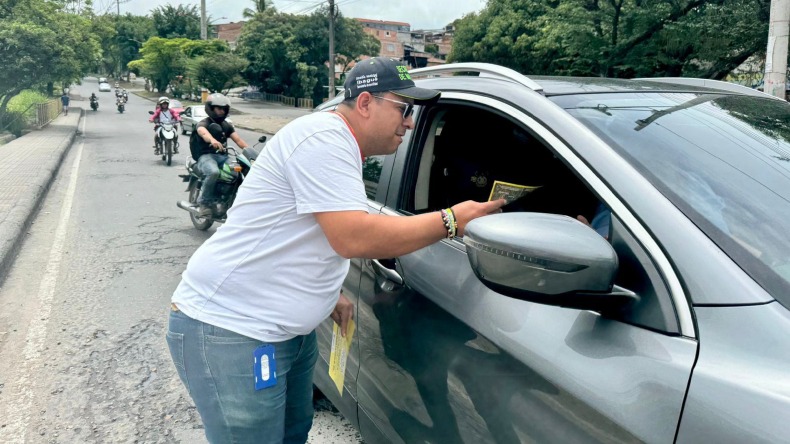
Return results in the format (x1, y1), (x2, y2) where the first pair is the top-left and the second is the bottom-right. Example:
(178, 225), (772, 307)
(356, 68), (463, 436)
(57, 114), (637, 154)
(372, 95), (415, 120)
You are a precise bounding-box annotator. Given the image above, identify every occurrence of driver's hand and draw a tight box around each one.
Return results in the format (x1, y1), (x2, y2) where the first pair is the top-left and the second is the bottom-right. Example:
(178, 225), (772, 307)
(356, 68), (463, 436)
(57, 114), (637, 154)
(209, 139), (223, 151)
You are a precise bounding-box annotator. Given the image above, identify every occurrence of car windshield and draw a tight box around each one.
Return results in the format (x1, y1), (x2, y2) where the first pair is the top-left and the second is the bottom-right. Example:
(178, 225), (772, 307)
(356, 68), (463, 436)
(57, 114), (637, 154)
(558, 92), (790, 305)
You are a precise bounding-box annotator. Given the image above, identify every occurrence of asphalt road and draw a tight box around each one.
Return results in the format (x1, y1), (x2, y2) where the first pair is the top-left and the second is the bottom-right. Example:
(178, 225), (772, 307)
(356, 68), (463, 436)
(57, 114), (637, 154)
(0, 83), (362, 443)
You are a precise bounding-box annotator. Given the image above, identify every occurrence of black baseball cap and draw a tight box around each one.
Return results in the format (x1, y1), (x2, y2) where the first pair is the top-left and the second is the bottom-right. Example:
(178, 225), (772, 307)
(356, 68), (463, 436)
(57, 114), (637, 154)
(343, 57), (440, 104)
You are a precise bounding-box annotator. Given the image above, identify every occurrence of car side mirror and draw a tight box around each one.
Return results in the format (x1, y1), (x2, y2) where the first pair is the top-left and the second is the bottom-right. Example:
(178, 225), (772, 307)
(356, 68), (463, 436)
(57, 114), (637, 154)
(464, 213), (638, 312)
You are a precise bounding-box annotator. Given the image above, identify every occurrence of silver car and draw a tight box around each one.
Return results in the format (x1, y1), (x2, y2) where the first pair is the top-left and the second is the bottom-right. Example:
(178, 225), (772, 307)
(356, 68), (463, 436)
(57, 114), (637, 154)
(180, 105), (231, 134)
(312, 64), (790, 443)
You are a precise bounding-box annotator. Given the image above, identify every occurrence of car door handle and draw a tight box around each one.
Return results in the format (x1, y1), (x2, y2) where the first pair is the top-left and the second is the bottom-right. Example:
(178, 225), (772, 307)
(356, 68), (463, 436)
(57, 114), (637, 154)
(371, 259), (404, 286)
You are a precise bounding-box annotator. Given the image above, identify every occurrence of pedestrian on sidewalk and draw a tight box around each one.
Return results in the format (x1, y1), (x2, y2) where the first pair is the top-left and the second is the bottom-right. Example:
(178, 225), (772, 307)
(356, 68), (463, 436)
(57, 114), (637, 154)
(60, 91), (70, 116)
(166, 57), (505, 444)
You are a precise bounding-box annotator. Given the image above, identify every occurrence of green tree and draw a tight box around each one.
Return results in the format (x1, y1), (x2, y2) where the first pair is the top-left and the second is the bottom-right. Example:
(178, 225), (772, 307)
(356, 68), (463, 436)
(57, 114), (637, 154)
(450, 0), (775, 79)
(91, 14), (156, 79)
(116, 14), (156, 77)
(128, 37), (229, 93)
(193, 52), (250, 93)
(242, 0), (274, 18)
(0, 0), (99, 128)
(152, 4), (201, 39)
(236, 8), (378, 103)
(128, 37), (190, 93)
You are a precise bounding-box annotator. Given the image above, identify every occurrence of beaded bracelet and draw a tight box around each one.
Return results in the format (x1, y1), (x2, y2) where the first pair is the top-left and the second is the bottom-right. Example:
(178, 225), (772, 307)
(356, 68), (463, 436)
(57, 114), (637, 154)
(440, 208), (458, 239)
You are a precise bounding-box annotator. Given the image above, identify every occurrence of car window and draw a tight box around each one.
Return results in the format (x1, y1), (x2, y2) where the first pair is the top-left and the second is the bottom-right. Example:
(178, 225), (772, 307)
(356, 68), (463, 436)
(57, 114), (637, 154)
(399, 102), (677, 332)
(560, 93), (790, 309)
(363, 156), (386, 201)
(407, 105), (600, 222)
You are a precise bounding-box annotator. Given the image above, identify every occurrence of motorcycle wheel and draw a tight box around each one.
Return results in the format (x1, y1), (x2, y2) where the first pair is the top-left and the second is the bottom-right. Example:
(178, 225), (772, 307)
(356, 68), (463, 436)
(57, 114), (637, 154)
(165, 140), (173, 166)
(188, 183), (213, 231)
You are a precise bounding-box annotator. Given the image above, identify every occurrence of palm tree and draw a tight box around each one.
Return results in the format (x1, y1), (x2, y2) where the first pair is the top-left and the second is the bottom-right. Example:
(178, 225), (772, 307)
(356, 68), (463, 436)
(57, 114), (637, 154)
(242, 0), (273, 19)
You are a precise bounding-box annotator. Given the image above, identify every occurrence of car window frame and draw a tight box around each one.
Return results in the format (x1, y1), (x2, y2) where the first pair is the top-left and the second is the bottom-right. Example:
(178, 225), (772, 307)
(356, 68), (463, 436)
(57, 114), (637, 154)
(388, 92), (696, 338)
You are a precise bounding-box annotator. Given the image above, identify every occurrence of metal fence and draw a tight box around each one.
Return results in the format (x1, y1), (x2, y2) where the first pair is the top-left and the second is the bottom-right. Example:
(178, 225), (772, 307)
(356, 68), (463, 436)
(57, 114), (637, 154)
(36, 99), (61, 128)
(242, 92), (314, 109)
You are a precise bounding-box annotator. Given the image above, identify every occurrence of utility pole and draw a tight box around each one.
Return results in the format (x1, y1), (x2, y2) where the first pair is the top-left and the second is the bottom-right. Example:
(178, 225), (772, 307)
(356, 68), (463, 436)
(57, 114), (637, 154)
(328, 0), (336, 99)
(200, 0), (208, 40)
(765, 0), (789, 100)
(117, 0), (121, 79)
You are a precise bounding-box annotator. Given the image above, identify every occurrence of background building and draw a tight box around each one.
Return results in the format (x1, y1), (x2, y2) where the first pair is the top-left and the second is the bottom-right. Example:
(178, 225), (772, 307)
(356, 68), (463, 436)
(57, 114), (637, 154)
(213, 22), (245, 50)
(356, 18), (453, 68)
(357, 19), (410, 58)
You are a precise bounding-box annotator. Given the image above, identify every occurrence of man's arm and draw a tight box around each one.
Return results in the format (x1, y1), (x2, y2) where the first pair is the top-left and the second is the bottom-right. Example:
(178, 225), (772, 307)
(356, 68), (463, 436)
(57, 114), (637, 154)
(228, 131), (248, 149)
(314, 199), (504, 259)
(196, 125), (224, 151)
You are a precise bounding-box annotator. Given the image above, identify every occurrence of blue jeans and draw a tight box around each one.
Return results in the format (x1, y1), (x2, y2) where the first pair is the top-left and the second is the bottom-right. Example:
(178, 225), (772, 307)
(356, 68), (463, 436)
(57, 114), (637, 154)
(196, 153), (228, 205)
(166, 309), (318, 444)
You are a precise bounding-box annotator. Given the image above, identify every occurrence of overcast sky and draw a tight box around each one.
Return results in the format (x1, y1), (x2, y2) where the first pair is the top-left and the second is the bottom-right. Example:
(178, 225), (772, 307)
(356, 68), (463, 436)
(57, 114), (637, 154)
(105, 0), (487, 31)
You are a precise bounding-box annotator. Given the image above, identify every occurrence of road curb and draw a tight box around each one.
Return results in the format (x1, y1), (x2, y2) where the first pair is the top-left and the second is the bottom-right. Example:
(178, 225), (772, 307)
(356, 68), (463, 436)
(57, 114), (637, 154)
(0, 109), (82, 285)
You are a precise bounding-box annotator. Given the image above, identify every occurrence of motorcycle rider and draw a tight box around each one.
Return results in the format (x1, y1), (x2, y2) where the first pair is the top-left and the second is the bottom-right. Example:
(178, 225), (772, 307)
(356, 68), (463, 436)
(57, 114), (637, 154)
(192, 93), (248, 217)
(149, 96), (181, 155)
(122, 89), (129, 103)
(90, 92), (99, 110)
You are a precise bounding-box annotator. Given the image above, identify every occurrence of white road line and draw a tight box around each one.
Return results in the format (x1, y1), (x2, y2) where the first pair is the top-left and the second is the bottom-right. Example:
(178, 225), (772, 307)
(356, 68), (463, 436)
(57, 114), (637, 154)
(0, 116), (86, 443)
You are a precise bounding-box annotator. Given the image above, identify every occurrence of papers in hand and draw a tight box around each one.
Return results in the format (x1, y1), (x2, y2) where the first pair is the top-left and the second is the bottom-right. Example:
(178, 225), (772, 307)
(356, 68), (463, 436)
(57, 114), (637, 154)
(488, 180), (540, 205)
(328, 319), (355, 396)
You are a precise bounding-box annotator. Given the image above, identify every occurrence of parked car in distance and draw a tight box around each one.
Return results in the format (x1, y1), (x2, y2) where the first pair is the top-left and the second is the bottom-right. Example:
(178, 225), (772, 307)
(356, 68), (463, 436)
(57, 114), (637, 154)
(313, 94), (343, 113)
(179, 105), (231, 134)
(311, 63), (790, 444)
(98, 82), (111, 92)
(168, 99), (185, 115)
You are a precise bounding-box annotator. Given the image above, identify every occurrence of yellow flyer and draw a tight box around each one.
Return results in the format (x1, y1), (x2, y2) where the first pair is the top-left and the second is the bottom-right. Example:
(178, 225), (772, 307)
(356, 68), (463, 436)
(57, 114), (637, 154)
(328, 319), (355, 396)
(488, 180), (540, 204)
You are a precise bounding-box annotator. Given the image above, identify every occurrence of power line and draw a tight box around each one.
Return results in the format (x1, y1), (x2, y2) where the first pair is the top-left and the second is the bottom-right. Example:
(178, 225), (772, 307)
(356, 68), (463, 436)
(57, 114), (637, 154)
(291, 0), (326, 15)
(277, 0), (321, 13)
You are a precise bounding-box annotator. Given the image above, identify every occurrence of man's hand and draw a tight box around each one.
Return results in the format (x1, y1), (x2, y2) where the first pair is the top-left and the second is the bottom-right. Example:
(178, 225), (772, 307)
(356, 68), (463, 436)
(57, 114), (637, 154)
(330, 292), (354, 337)
(450, 199), (506, 237)
(209, 139), (224, 151)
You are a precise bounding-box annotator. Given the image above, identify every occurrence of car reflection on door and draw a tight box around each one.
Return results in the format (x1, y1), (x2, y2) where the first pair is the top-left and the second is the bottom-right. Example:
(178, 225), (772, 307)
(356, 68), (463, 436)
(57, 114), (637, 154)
(355, 238), (651, 443)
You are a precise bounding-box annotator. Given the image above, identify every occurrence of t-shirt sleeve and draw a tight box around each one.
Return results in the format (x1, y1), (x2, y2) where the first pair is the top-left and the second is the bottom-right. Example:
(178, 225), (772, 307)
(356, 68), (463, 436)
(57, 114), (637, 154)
(224, 122), (236, 137)
(284, 129), (368, 215)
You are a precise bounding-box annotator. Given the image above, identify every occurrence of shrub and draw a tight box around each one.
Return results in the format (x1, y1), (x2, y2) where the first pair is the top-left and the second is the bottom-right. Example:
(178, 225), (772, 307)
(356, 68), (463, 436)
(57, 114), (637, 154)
(4, 90), (49, 136)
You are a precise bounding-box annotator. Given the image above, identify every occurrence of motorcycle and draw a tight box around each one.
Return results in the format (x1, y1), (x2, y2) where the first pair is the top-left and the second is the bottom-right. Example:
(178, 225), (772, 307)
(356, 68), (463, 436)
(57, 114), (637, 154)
(90, 98), (99, 111)
(117, 100), (125, 114)
(176, 131), (268, 230)
(148, 111), (179, 166)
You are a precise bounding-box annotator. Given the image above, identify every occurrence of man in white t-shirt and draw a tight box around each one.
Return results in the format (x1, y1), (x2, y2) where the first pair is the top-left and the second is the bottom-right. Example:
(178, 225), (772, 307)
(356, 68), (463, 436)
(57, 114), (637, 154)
(166, 57), (505, 444)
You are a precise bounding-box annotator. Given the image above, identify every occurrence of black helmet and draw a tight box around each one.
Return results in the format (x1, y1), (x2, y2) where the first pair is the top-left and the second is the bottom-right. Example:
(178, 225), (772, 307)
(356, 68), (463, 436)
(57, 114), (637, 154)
(205, 93), (231, 123)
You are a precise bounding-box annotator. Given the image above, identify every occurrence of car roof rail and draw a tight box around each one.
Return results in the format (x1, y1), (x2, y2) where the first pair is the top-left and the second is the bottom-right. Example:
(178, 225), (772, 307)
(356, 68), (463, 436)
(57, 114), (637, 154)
(633, 77), (783, 101)
(410, 63), (544, 94)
